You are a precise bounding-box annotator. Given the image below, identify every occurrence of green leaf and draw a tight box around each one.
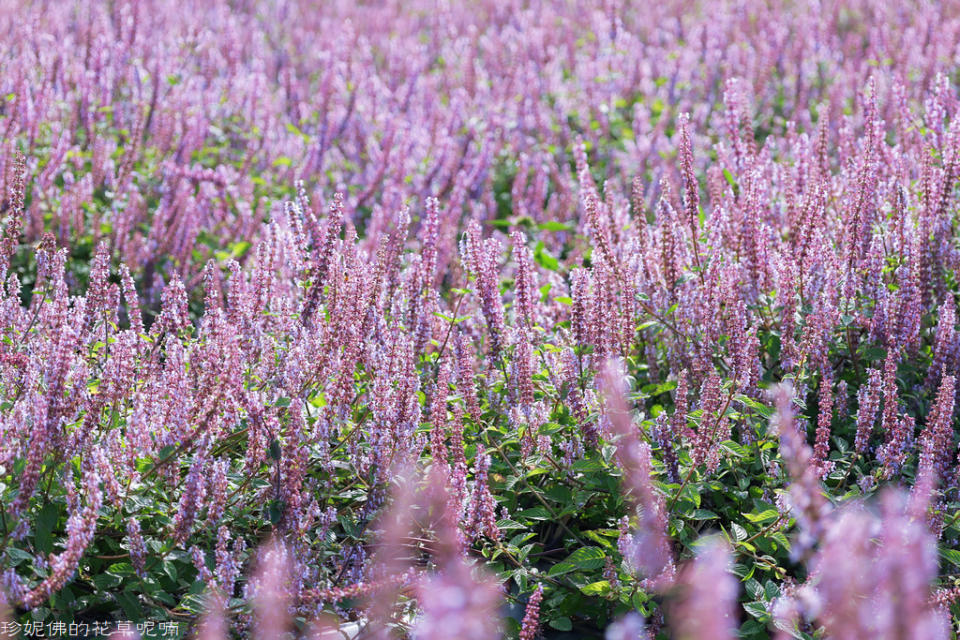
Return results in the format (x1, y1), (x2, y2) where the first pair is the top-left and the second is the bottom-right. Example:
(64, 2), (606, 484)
(743, 601), (771, 620)
(534, 243), (559, 271)
(229, 241), (252, 258)
(743, 509), (780, 524)
(735, 395), (774, 417)
(549, 617), (573, 631)
(6, 547), (33, 567)
(514, 507), (551, 521)
(745, 578), (764, 599)
(688, 509), (719, 520)
(770, 531), (791, 551)
(571, 458), (604, 473)
(859, 345), (887, 362)
(36, 503), (60, 555)
(582, 529), (620, 549)
(731, 562), (753, 579)
(723, 168), (738, 190)
(580, 580), (612, 596)
(92, 572), (122, 590)
(548, 546), (606, 576)
(537, 221), (575, 232)
(940, 548), (960, 568)
(267, 500), (284, 525)
(117, 590), (143, 620)
(765, 581), (781, 600)
(720, 440), (748, 458)
(108, 562), (136, 578)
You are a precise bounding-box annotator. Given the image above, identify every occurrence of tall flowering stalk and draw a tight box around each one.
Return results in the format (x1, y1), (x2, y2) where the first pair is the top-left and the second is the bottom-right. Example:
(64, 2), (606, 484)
(518, 584), (544, 640)
(247, 539), (293, 640)
(461, 222), (507, 359)
(772, 383), (831, 559)
(668, 537), (737, 640)
(465, 454), (501, 542)
(602, 359), (673, 582)
(22, 469), (102, 609)
(918, 374), (957, 481)
(811, 370), (834, 479)
(855, 367), (883, 455)
(413, 471), (503, 640)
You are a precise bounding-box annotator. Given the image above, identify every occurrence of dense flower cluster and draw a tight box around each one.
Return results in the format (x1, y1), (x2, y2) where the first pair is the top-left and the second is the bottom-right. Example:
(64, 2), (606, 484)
(3, 0), (960, 638)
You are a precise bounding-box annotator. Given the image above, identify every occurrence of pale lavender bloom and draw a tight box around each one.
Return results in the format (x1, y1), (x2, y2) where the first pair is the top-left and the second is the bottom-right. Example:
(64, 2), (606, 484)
(465, 454), (501, 542)
(854, 369), (883, 454)
(22, 468), (103, 609)
(919, 374), (957, 481)
(206, 458), (230, 525)
(248, 539), (294, 640)
(7, 1), (960, 634)
(926, 296), (958, 391)
(412, 557), (502, 640)
(772, 383), (831, 559)
(668, 537), (737, 640)
(172, 450), (209, 544)
(605, 613), (649, 640)
(811, 370), (834, 479)
(153, 275), (189, 336)
(195, 593), (229, 640)
(126, 518), (147, 579)
(602, 359), (673, 582)
(806, 491), (949, 640)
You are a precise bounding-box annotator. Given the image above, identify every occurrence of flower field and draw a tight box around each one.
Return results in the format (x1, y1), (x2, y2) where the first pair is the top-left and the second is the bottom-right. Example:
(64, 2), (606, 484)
(3, 0), (960, 637)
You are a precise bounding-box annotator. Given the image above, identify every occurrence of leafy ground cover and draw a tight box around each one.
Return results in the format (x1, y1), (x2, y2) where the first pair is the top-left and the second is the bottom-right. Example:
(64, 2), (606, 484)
(3, 1), (960, 638)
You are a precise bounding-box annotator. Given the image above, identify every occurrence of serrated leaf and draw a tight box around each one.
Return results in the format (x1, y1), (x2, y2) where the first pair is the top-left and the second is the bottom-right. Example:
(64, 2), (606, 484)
(580, 580), (612, 596)
(940, 548), (960, 567)
(765, 580), (781, 600)
(720, 439), (748, 458)
(548, 546), (606, 576)
(744, 601), (771, 620)
(743, 509), (780, 524)
(745, 578), (764, 600)
(6, 548), (33, 567)
(688, 509), (719, 520)
(514, 507), (551, 521)
(571, 458), (604, 473)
